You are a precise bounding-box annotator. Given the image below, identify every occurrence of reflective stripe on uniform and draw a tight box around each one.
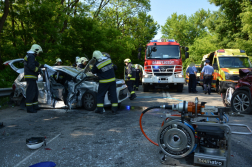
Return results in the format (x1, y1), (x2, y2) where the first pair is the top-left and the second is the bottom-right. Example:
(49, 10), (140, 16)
(35, 67), (39, 72)
(112, 103), (118, 107)
(128, 74), (132, 77)
(24, 55), (28, 61)
(97, 59), (112, 69)
(99, 77), (116, 83)
(24, 75), (38, 79)
(33, 102), (38, 105)
(131, 91), (135, 94)
(130, 78), (135, 81)
(26, 103), (33, 106)
(97, 103), (104, 107)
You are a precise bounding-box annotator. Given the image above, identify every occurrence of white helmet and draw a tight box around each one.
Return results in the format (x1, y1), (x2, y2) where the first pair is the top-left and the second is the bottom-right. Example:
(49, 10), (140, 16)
(30, 44), (43, 54)
(92, 50), (103, 60)
(26, 137), (46, 150)
(124, 58), (131, 63)
(80, 57), (88, 64)
(56, 58), (62, 63)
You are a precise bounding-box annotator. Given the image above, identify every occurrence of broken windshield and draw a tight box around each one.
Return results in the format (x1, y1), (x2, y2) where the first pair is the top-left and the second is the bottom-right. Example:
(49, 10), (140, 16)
(146, 45), (180, 59)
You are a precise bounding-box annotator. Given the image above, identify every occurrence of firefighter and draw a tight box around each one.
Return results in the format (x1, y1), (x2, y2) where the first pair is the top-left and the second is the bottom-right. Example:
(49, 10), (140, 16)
(91, 50), (118, 114)
(124, 58), (137, 100)
(78, 57), (88, 69)
(134, 64), (141, 91)
(54, 58), (62, 66)
(24, 44), (44, 113)
(102, 52), (117, 71)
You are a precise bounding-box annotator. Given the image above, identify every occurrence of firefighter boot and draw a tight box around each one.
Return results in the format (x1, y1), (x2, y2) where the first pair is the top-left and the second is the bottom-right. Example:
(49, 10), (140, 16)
(130, 93), (137, 100)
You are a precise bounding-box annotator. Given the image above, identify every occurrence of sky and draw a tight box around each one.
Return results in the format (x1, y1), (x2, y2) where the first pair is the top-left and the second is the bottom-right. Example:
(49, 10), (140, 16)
(148, 0), (220, 39)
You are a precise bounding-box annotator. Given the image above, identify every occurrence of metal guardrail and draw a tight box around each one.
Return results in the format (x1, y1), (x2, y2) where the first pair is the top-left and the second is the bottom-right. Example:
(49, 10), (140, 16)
(0, 88), (12, 97)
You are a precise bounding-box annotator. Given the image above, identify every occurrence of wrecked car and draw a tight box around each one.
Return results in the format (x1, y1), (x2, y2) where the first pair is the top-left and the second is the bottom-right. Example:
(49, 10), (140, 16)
(3, 58), (129, 111)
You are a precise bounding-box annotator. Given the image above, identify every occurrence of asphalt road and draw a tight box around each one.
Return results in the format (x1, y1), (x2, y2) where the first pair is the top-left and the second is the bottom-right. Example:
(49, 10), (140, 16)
(0, 84), (252, 167)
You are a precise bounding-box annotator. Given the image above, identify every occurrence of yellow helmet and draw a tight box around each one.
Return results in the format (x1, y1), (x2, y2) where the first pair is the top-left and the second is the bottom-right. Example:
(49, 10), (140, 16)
(30, 44), (43, 54)
(124, 58), (131, 63)
(56, 58), (62, 63)
(92, 50), (103, 60)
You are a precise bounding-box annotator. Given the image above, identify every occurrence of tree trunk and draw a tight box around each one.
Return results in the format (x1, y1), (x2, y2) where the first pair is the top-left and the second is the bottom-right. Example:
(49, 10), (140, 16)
(0, 0), (10, 70)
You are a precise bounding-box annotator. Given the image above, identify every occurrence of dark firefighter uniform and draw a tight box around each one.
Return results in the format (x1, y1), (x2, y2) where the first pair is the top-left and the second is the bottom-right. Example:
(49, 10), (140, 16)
(91, 57), (118, 114)
(78, 64), (86, 69)
(24, 52), (43, 113)
(125, 62), (137, 100)
(134, 68), (141, 91)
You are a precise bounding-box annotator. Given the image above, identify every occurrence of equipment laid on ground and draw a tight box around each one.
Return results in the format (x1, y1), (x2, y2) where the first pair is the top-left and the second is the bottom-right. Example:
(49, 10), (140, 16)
(140, 97), (252, 167)
(26, 137), (46, 150)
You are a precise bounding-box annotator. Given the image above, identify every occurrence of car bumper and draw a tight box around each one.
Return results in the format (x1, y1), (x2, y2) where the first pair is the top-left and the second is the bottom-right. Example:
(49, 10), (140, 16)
(220, 81), (238, 90)
(142, 76), (185, 84)
(104, 85), (129, 105)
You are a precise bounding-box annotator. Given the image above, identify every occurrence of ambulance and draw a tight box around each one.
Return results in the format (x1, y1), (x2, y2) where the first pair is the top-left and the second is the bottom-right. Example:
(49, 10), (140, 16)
(199, 49), (252, 93)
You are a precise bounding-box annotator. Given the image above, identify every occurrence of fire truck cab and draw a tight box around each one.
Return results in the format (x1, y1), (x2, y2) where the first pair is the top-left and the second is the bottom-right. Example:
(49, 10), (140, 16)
(142, 39), (186, 92)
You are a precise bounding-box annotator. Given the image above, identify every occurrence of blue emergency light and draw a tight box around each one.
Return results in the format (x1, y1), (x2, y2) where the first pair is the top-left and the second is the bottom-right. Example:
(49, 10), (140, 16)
(153, 66), (159, 69)
(150, 40), (158, 42)
(167, 39), (175, 42)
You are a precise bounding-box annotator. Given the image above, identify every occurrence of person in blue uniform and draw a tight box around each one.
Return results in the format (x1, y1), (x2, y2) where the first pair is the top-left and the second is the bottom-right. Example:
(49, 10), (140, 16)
(124, 58), (137, 100)
(91, 51), (118, 114)
(24, 44), (44, 113)
(201, 59), (214, 95)
(186, 62), (197, 93)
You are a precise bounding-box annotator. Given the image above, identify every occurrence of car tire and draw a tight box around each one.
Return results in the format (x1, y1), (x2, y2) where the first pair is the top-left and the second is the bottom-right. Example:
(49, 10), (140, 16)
(82, 91), (97, 111)
(143, 83), (149, 92)
(221, 93), (231, 107)
(215, 81), (220, 94)
(231, 90), (252, 113)
(177, 84), (183, 92)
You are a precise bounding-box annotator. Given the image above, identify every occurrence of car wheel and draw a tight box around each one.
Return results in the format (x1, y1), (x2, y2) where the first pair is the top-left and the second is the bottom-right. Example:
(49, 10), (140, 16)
(143, 83), (149, 92)
(82, 91), (97, 111)
(215, 81), (219, 94)
(176, 84), (183, 92)
(231, 90), (252, 113)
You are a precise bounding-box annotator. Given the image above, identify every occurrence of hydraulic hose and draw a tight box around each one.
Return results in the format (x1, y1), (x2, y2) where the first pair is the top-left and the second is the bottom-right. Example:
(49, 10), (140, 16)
(139, 105), (172, 146)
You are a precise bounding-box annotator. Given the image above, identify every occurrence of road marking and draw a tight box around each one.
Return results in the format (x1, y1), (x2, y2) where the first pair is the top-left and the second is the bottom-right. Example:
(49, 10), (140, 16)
(14, 133), (61, 167)
(166, 92), (171, 98)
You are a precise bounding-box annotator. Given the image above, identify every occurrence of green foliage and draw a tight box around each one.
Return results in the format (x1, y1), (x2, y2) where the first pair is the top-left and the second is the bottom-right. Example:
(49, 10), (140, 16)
(0, 0), (159, 87)
(0, 67), (18, 88)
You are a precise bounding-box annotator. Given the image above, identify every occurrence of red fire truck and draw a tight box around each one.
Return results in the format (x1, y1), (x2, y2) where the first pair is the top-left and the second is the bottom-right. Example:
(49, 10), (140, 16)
(142, 39), (187, 92)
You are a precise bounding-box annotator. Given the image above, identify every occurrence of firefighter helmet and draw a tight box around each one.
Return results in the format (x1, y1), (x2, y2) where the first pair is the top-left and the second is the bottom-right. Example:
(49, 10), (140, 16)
(26, 137), (46, 150)
(56, 58), (62, 63)
(92, 51), (103, 60)
(30, 44), (43, 54)
(124, 58), (131, 63)
(80, 57), (88, 64)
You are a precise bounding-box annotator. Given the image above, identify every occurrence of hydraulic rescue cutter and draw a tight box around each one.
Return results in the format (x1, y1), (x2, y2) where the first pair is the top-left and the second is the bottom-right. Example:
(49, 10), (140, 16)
(139, 97), (252, 167)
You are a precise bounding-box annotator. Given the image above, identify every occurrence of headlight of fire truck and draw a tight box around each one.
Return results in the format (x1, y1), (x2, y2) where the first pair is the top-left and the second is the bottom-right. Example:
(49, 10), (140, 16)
(175, 73), (183, 78)
(224, 72), (230, 80)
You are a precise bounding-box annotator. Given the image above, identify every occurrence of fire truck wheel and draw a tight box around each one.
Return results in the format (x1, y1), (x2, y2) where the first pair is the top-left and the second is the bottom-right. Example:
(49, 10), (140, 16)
(143, 83), (149, 92)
